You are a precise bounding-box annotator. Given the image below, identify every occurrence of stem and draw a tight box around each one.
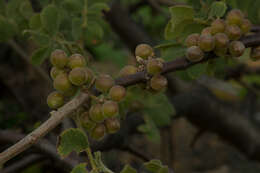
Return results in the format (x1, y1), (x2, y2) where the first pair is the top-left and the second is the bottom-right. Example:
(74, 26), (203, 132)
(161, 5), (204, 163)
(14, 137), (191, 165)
(86, 147), (98, 172)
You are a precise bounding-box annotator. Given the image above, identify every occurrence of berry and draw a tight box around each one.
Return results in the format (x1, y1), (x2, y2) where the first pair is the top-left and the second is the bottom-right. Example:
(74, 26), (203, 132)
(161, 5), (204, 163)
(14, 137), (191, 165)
(53, 73), (72, 92)
(240, 19), (252, 34)
(105, 118), (120, 134)
(50, 49), (68, 68)
(109, 85), (126, 102)
(211, 19), (226, 35)
(147, 59), (163, 75)
(185, 46), (204, 62)
(47, 91), (64, 109)
(229, 41), (245, 57)
(135, 44), (154, 59)
(90, 124), (106, 140)
(81, 112), (96, 131)
(226, 9), (244, 25)
(69, 67), (87, 86)
(198, 34), (215, 52)
(95, 74), (114, 93)
(150, 75), (168, 91)
(201, 27), (212, 35)
(214, 33), (229, 49)
(102, 101), (119, 118)
(119, 65), (138, 77)
(185, 33), (200, 47)
(83, 67), (94, 83)
(50, 67), (65, 80)
(68, 54), (86, 69)
(225, 25), (242, 40)
(250, 46), (260, 61)
(89, 104), (105, 123)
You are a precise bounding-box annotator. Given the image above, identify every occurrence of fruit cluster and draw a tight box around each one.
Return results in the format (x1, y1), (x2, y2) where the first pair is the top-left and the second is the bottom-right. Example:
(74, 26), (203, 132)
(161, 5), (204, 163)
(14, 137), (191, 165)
(185, 9), (252, 62)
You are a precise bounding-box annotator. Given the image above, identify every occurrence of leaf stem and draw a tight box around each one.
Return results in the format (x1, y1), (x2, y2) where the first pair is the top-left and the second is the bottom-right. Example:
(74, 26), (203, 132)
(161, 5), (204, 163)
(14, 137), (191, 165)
(86, 147), (98, 172)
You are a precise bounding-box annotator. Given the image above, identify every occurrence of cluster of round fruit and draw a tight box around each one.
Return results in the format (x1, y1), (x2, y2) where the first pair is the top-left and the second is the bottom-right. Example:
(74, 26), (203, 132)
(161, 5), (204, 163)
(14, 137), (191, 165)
(118, 44), (168, 92)
(185, 9), (252, 62)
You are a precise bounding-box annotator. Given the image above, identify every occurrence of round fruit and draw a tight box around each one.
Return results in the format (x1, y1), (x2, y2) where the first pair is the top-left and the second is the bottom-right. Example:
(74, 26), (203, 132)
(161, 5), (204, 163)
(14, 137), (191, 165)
(229, 41), (245, 57)
(214, 33), (229, 49)
(150, 75), (168, 91)
(250, 46), (260, 60)
(89, 104), (105, 123)
(185, 33), (200, 47)
(135, 44), (154, 59)
(83, 67), (94, 83)
(47, 91), (64, 109)
(186, 46), (204, 62)
(147, 59), (163, 75)
(90, 124), (106, 140)
(198, 34), (215, 52)
(211, 19), (226, 35)
(102, 101), (119, 118)
(240, 19), (252, 34)
(105, 118), (120, 134)
(95, 74), (114, 93)
(225, 25), (242, 40)
(109, 85), (126, 102)
(226, 9), (244, 25)
(53, 73), (72, 92)
(81, 112), (96, 131)
(68, 54), (86, 69)
(119, 65), (138, 77)
(201, 27), (212, 35)
(69, 67), (87, 86)
(50, 67), (65, 80)
(50, 49), (68, 68)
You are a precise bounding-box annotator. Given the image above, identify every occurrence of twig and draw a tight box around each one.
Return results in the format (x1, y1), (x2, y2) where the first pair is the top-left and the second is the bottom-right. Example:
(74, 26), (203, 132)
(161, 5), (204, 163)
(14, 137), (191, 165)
(120, 146), (150, 162)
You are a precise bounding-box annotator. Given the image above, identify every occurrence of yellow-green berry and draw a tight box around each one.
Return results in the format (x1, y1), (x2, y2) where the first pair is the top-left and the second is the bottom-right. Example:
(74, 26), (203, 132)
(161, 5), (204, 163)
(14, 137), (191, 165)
(225, 25), (242, 40)
(81, 112), (96, 131)
(109, 85), (126, 102)
(91, 124), (106, 140)
(211, 19), (226, 35)
(135, 44), (154, 59)
(102, 101), (119, 118)
(250, 46), (260, 61)
(229, 41), (245, 57)
(185, 33), (200, 47)
(198, 34), (215, 52)
(150, 75), (168, 91)
(105, 118), (120, 134)
(53, 73), (72, 92)
(95, 74), (114, 93)
(47, 91), (64, 109)
(240, 19), (252, 34)
(119, 65), (138, 77)
(89, 104), (105, 123)
(50, 49), (68, 68)
(147, 59), (163, 75)
(68, 54), (86, 69)
(186, 46), (204, 62)
(69, 67), (87, 86)
(50, 67), (65, 80)
(226, 9), (244, 25)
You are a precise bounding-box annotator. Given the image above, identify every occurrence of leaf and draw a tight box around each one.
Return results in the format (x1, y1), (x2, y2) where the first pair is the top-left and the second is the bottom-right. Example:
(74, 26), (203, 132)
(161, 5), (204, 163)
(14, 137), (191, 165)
(0, 0), (5, 15)
(169, 5), (195, 24)
(72, 18), (83, 41)
(186, 63), (208, 79)
(120, 165), (137, 173)
(144, 160), (163, 173)
(41, 5), (60, 35)
(19, 0), (34, 19)
(0, 16), (17, 41)
(62, 0), (84, 14)
(209, 1), (227, 18)
(31, 46), (52, 65)
(88, 3), (110, 15)
(24, 30), (50, 46)
(138, 115), (160, 143)
(86, 21), (104, 39)
(71, 163), (88, 173)
(57, 128), (89, 158)
(29, 14), (42, 30)
(158, 166), (169, 173)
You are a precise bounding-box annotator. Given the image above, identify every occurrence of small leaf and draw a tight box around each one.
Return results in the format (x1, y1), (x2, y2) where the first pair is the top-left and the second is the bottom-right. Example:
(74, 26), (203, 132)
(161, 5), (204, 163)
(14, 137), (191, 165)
(71, 163), (88, 173)
(158, 166), (169, 173)
(0, 16), (17, 42)
(186, 63), (208, 79)
(120, 165), (137, 173)
(29, 14), (42, 30)
(31, 46), (52, 65)
(88, 3), (110, 15)
(19, 0), (34, 19)
(84, 21), (104, 40)
(144, 160), (163, 173)
(24, 30), (50, 46)
(41, 4), (60, 35)
(209, 1), (227, 18)
(62, 0), (84, 14)
(57, 128), (89, 158)
(72, 18), (82, 41)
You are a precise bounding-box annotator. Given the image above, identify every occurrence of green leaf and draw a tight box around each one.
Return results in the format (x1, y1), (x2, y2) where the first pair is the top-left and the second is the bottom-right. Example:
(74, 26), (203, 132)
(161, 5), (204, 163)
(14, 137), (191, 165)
(158, 166), (169, 173)
(0, 16), (17, 41)
(71, 163), (88, 173)
(209, 1), (227, 18)
(88, 3), (110, 15)
(57, 128), (89, 158)
(138, 115), (160, 143)
(24, 30), (50, 46)
(120, 165), (137, 173)
(144, 160), (163, 173)
(86, 21), (104, 39)
(0, 0), (6, 15)
(19, 0), (34, 19)
(29, 14), (42, 30)
(62, 0), (84, 14)
(186, 63), (208, 79)
(72, 18), (83, 41)
(41, 5), (60, 35)
(31, 46), (52, 65)
(169, 5), (195, 25)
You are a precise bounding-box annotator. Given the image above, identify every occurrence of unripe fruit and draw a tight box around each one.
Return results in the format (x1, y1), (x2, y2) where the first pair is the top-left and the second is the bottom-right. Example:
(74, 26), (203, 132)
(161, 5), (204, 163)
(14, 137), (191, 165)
(69, 67), (87, 86)
(89, 104), (105, 123)
(119, 65), (138, 77)
(68, 54), (86, 69)
(81, 112), (96, 131)
(50, 67), (65, 80)
(201, 27), (212, 35)
(226, 9), (244, 25)
(250, 46), (260, 61)
(214, 33), (229, 49)
(225, 25), (242, 40)
(105, 118), (120, 134)
(95, 74), (114, 93)
(135, 44), (154, 59)
(186, 46), (204, 62)
(102, 101), (119, 118)
(198, 34), (215, 52)
(90, 124), (106, 140)
(47, 91), (64, 109)
(229, 41), (245, 57)
(185, 33), (200, 47)
(50, 49), (68, 68)
(211, 19), (226, 35)
(83, 67), (94, 83)
(240, 19), (252, 34)
(53, 73), (72, 92)
(109, 85), (126, 102)
(147, 59), (163, 75)
(150, 75), (168, 91)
